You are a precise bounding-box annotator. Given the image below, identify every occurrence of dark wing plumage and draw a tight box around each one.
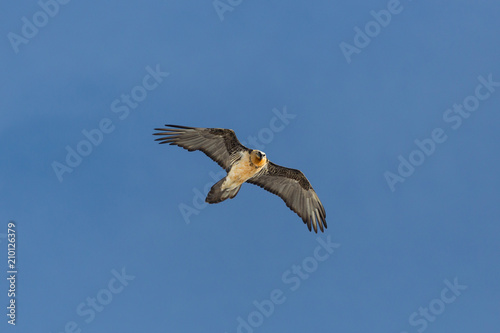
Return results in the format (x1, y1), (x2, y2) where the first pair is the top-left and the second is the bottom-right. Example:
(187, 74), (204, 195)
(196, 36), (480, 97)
(153, 125), (248, 170)
(247, 162), (327, 233)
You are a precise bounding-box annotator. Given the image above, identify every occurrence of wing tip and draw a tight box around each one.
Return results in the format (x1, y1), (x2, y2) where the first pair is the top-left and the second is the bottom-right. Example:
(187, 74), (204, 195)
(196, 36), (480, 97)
(162, 124), (195, 129)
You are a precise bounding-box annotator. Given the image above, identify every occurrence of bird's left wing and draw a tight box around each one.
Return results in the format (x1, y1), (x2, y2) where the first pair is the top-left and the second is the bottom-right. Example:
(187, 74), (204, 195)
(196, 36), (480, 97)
(153, 125), (248, 171)
(247, 162), (327, 233)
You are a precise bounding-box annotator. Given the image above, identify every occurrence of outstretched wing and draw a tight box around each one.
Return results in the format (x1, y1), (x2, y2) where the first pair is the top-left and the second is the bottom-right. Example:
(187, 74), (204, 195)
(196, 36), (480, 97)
(247, 162), (327, 233)
(153, 125), (248, 170)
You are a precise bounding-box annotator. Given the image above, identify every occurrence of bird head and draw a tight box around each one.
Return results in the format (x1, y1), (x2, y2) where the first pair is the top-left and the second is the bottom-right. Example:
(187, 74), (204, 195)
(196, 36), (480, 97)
(251, 150), (267, 167)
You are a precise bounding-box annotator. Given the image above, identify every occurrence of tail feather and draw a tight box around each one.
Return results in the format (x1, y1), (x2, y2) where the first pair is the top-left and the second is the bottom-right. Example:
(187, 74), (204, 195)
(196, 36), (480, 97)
(206, 177), (241, 204)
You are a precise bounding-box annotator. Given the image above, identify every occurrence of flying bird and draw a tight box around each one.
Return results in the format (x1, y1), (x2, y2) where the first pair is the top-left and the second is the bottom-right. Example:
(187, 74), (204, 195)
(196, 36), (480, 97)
(153, 125), (327, 232)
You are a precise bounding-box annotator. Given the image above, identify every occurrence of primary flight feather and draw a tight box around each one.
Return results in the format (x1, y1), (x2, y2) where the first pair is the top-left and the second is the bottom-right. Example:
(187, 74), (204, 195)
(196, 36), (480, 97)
(153, 125), (327, 233)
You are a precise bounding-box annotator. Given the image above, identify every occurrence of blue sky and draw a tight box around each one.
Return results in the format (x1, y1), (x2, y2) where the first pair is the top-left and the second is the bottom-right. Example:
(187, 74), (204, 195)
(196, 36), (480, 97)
(1, 0), (499, 332)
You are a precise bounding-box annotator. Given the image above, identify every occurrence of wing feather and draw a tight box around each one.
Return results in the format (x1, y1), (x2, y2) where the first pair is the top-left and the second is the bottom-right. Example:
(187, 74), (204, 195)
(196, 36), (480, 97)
(247, 162), (327, 233)
(153, 125), (248, 170)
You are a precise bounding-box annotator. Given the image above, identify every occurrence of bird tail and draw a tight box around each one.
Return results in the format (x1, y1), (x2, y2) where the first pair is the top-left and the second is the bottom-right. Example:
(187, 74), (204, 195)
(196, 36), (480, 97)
(205, 177), (241, 204)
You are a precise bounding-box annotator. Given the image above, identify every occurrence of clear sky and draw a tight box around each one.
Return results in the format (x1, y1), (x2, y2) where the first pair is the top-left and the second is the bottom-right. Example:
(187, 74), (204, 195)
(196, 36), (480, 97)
(1, 1), (499, 332)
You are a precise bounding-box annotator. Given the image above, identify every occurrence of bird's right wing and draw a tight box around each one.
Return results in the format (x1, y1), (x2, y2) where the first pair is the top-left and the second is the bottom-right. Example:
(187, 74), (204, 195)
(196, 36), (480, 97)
(247, 162), (327, 233)
(153, 125), (248, 170)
